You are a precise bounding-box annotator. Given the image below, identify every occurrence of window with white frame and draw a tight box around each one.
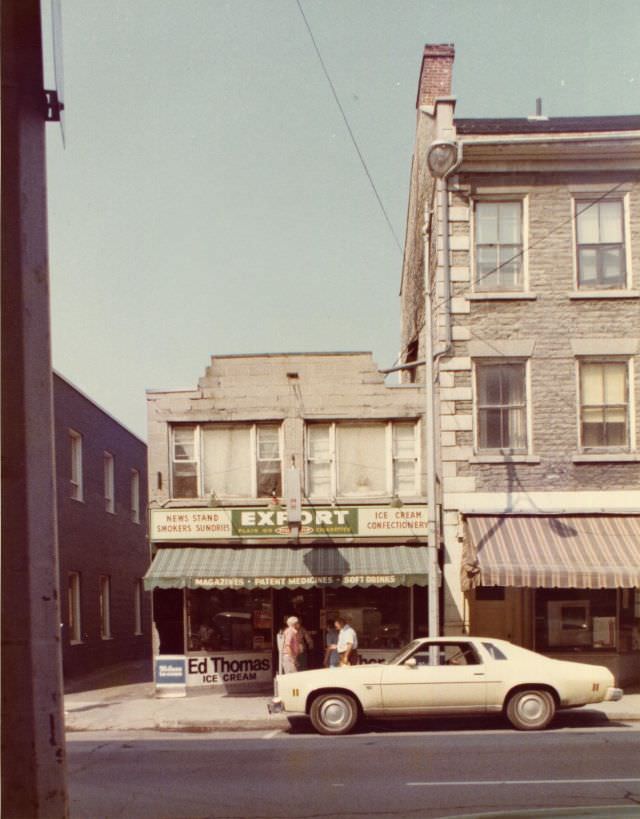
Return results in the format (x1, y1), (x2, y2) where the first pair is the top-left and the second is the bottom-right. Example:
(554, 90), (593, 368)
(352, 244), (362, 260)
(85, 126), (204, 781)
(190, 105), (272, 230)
(575, 198), (626, 289)
(474, 201), (523, 291)
(475, 362), (528, 452)
(305, 422), (419, 498)
(134, 579), (143, 635)
(579, 361), (629, 449)
(99, 575), (111, 639)
(69, 429), (83, 501)
(68, 572), (82, 643)
(130, 469), (140, 523)
(171, 423), (282, 499)
(104, 452), (115, 513)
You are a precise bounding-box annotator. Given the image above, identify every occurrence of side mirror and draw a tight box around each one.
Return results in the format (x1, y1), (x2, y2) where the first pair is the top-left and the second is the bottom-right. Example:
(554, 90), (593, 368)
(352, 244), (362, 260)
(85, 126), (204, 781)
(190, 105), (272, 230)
(404, 657), (417, 668)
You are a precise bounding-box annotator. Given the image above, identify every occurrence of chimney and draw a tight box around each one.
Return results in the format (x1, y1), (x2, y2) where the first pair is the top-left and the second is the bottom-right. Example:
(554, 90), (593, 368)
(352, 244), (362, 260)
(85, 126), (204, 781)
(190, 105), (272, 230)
(417, 43), (455, 108)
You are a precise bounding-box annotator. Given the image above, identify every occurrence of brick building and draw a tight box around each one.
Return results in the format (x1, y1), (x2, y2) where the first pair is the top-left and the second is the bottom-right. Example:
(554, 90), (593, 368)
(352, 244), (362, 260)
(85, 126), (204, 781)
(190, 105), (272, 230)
(54, 373), (151, 680)
(400, 45), (640, 683)
(144, 353), (434, 690)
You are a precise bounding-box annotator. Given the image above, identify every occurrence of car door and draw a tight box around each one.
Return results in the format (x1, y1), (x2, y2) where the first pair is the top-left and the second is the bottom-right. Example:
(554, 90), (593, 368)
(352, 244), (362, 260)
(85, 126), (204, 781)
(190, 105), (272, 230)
(379, 641), (487, 714)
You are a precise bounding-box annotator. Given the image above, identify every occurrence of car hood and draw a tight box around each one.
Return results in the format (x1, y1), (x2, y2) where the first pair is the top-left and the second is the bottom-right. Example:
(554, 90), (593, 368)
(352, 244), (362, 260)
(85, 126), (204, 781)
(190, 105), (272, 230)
(278, 663), (386, 687)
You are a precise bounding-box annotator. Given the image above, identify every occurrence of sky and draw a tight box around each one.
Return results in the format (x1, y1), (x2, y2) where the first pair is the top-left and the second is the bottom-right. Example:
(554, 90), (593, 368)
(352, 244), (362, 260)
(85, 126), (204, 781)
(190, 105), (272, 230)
(44, 0), (640, 439)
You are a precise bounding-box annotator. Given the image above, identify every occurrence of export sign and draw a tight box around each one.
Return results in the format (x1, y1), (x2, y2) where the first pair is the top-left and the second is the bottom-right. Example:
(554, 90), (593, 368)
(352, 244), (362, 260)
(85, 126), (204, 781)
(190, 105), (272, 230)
(150, 506), (428, 541)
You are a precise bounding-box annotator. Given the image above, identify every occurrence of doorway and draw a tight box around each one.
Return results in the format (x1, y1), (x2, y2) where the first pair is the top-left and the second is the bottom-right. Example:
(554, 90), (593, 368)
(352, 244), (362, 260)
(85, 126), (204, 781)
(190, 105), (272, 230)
(274, 588), (324, 670)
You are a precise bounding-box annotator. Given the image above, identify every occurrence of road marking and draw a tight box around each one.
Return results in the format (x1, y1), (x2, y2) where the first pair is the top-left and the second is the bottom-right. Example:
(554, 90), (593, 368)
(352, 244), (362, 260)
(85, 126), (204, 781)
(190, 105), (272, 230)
(262, 730), (281, 739)
(407, 778), (640, 787)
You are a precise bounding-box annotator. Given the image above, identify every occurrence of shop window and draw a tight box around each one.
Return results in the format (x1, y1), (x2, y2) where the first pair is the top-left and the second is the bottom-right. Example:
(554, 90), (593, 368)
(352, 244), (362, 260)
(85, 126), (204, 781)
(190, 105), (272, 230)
(323, 587), (411, 650)
(474, 200), (523, 291)
(575, 198), (626, 289)
(130, 469), (140, 524)
(68, 571), (82, 644)
(99, 575), (112, 639)
(104, 452), (115, 513)
(306, 421), (419, 499)
(475, 362), (528, 452)
(187, 589), (273, 652)
(535, 589), (618, 651)
(579, 361), (629, 450)
(69, 429), (83, 501)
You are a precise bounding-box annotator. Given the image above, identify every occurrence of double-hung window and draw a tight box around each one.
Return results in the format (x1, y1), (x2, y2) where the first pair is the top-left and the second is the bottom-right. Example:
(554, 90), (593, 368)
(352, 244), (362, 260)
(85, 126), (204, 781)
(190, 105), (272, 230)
(476, 362), (527, 452)
(171, 424), (283, 499)
(104, 452), (115, 513)
(575, 199), (626, 288)
(579, 361), (629, 449)
(305, 421), (419, 498)
(69, 429), (83, 501)
(474, 201), (523, 291)
(130, 469), (140, 523)
(68, 572), (82, 643)
(99, 575), (112, 639)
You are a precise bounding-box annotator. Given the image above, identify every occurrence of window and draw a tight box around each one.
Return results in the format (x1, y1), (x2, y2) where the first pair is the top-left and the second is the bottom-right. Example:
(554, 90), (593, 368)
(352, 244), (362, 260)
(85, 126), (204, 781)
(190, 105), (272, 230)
(476, 362), (527, 452)
(104, 452), (115, 513)
(306, 422), (419, 498)
(171, 426), (199, 497)
(576, 199), (626, 288)
(99, 575), (111, 639)
(171, 423), (282, 499)
(187, 588), (273, 651)
(134, 579), (143, 635)
(69, 430), (83, 501)
(130, 469), (140, 523)
(474, 201), (523, 291)
(535, 589), (620, 651)
(579, 361), (629, 449)
(68, 572), (82, 643)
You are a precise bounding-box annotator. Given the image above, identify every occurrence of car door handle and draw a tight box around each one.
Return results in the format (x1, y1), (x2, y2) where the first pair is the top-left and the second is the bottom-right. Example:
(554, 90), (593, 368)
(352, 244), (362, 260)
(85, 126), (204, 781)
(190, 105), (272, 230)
(473, 672), (485, 676)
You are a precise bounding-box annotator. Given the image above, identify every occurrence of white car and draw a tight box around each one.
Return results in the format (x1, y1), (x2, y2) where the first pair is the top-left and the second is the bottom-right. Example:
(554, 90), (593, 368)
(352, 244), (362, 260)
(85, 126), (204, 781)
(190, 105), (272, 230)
(268, 637), (623, 735)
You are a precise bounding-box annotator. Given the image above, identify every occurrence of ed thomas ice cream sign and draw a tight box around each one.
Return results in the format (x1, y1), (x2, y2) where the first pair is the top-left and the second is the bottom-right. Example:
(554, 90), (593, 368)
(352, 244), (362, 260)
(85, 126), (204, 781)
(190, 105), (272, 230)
(156, 654), (273, 687)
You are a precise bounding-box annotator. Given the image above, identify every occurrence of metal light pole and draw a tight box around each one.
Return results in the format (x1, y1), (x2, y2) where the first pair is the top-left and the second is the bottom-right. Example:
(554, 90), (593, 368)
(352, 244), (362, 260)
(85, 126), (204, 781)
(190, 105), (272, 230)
(424, 140), (461, 639)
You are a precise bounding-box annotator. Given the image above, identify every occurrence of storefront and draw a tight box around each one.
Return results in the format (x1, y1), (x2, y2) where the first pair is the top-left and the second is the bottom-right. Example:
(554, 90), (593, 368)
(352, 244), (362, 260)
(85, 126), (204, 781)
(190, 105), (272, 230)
(462, 514), (640, 685)
(145, 505), (435, 690)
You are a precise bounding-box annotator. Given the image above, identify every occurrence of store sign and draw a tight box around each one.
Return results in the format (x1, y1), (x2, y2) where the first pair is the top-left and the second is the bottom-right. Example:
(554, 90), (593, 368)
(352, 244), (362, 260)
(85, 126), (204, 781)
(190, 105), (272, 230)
(186, 653), (272, 687)
(150, 505), (428, 541)
(155, 656), (186, 685)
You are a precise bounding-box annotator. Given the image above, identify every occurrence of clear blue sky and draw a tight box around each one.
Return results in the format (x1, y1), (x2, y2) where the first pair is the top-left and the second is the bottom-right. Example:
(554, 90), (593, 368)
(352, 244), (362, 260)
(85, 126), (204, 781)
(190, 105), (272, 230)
(44, 0), (640, 438)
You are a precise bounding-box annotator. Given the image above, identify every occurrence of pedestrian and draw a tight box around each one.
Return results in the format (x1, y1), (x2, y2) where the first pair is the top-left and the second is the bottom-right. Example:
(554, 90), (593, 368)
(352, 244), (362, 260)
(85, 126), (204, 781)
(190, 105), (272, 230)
(276, 617), (288, 674)
(282, 615), (301, 674)
(296, 620), (315, 670)
(324, 618), (339, 668)
(335, 616), (358, 665)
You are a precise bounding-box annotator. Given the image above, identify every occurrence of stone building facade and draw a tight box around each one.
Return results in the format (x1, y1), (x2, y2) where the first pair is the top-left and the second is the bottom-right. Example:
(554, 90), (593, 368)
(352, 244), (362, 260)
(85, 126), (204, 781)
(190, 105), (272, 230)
(144, 353), (434, 690)
(400, 45), (640, 683)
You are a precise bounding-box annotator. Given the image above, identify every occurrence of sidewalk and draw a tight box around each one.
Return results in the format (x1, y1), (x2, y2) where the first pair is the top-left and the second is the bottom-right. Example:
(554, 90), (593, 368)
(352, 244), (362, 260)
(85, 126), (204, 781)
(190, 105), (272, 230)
(64, 680), (640, 733)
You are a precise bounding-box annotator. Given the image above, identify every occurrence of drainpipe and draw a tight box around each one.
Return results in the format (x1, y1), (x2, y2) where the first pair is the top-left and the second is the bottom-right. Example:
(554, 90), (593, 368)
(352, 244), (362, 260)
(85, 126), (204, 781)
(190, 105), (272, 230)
(424, 140), (463, 638)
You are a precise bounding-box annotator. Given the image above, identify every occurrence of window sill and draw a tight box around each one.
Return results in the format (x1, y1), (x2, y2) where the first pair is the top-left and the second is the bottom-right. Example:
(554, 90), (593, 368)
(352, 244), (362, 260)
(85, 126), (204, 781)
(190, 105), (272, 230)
(70, 496), (85, 503)
(466, 292), (537, 301)
(101, 636), (114, 641)
(573, 452), (640, 463)
(69, 639), (84, 646)
(569, 290), (640, 299)
(470, 454), (541, 464)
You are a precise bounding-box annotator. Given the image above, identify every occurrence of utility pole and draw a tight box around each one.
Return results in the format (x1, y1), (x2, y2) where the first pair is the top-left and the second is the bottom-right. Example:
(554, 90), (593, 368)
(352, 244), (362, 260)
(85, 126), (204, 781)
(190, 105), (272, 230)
(1, 0), (68, 815)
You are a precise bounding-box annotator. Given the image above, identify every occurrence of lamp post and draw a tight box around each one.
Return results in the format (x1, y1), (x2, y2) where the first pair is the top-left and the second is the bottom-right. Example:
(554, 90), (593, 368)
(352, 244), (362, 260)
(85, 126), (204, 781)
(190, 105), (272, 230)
(424, 139), (461, 639)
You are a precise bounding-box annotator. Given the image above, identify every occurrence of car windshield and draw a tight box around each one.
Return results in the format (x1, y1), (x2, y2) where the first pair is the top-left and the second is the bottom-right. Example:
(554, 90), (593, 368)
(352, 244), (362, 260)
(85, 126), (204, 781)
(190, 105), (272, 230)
(387, 639), (422, 665)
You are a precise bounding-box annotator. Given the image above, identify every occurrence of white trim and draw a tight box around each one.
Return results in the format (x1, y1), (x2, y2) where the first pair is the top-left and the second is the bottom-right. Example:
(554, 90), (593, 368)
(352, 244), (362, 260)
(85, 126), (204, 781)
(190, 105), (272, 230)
(443, 489), (640, 513)
(104, 451), (115, 514)
(69, 429), (83, 502)
(68, 571), (82, 644)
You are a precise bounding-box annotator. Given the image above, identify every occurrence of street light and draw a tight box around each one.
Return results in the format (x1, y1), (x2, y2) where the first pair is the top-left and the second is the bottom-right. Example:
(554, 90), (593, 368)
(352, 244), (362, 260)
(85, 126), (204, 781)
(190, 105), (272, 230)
(424, 139), (462, 640)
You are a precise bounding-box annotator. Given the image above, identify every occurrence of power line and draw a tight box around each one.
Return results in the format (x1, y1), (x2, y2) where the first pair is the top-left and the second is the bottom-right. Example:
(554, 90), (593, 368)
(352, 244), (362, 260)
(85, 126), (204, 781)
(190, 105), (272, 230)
(296, 0), (403, 255)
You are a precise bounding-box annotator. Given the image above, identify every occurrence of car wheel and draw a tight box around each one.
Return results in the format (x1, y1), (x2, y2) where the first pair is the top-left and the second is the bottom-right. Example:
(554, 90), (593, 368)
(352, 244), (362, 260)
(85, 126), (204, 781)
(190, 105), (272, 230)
(506, 689), (555, 731)
(309, 692), (359, 735)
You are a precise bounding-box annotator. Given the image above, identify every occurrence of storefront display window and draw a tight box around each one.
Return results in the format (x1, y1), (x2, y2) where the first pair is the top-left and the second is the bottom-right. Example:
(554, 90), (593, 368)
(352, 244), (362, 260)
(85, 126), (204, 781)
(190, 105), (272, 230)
(187, 589), (273, 652)
(324, 587), (411, 649)
(534, 588), (631, 651)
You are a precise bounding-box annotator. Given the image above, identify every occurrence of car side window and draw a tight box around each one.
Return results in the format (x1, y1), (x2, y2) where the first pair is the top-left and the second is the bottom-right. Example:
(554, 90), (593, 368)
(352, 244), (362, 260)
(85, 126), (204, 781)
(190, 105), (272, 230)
(409, 643), (481, 666)
(482, 642), (508, 660)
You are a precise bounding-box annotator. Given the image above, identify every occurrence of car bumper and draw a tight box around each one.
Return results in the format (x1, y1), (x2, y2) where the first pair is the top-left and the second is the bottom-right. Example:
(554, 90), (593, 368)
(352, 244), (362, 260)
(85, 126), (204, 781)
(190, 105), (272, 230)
(604, 686), (624, 702)
(267, 697), (285, 715)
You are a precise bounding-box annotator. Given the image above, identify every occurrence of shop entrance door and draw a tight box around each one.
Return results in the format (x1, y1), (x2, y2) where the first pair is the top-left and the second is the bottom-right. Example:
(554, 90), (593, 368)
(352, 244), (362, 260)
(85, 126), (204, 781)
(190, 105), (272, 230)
(274, 588), (323, 671)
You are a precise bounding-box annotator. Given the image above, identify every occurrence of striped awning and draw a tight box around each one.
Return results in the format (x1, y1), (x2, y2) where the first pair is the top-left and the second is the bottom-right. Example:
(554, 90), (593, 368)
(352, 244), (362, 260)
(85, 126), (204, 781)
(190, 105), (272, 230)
(144, 544), (434, 591)
(462, 515), (640, 590)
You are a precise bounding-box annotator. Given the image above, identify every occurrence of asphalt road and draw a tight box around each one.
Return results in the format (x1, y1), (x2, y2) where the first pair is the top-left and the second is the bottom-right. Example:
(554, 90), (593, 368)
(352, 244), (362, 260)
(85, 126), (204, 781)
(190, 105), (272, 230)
(67, 722), (640, 819)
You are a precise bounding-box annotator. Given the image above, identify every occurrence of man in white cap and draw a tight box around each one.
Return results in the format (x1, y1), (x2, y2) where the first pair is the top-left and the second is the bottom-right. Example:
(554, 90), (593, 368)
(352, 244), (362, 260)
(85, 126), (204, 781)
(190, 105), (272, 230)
(282, 616), (301, 674)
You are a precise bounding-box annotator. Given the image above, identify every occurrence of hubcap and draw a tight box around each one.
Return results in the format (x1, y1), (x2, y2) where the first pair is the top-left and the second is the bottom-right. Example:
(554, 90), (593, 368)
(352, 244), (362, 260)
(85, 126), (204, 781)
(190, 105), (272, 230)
(320, 698), (351, 729)
(518, 694), (546, 722)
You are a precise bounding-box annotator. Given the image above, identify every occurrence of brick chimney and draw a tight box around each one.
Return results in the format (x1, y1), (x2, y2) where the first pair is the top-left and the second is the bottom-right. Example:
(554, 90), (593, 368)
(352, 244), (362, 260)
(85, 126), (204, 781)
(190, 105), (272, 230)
(416, 43), (455, 108)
